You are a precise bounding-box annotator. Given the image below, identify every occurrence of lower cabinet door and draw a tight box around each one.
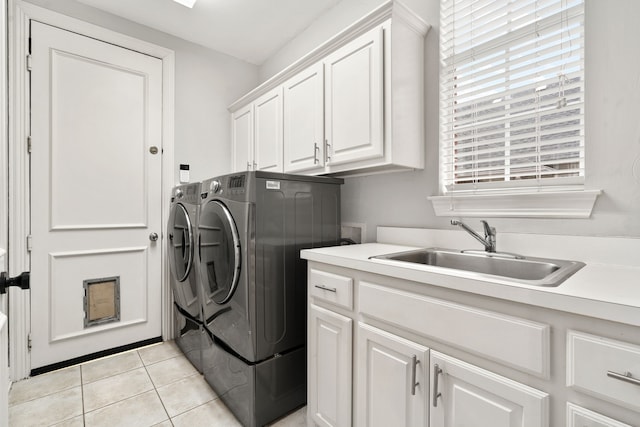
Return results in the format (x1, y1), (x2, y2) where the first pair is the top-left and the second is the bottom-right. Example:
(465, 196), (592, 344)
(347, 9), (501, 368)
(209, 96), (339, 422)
(356, 323), (429, 427)
(308, 304), (353, 427)
(566, 402), (632, 427)
(430, 351), (549, 427)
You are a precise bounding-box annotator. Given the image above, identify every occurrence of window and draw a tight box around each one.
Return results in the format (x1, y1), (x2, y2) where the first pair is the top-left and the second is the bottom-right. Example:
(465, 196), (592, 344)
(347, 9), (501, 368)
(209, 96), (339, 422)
(429, 0), (600, 218)
(432, 0), (598, 218)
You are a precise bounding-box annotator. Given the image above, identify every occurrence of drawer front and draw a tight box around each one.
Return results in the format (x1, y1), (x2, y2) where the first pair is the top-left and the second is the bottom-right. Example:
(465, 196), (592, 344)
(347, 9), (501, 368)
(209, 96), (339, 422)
(566, 403), (632, 427)
(567, 330), (640, 412)
(359, 281), (550, 377)
(309, 268), (354, 310)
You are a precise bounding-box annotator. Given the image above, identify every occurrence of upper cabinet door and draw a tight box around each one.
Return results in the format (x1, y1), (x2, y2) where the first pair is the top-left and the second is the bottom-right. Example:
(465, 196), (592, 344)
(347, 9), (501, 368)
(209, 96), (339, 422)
(232, 104), (253, 172)
(283, 62), (325, 174)
(324, 25), (384, 167)
(254, 87), (283, 172)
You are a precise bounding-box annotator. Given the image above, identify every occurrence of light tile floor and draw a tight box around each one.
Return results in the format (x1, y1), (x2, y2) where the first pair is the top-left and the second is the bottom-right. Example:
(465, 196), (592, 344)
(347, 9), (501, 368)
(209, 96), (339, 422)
(8, 341), (307, 427)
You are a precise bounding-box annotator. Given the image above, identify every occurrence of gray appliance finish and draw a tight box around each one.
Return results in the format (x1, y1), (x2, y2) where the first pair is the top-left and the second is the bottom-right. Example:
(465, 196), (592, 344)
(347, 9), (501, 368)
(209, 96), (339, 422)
(167, 182), (204, 372)
(198, 171), (342, 427)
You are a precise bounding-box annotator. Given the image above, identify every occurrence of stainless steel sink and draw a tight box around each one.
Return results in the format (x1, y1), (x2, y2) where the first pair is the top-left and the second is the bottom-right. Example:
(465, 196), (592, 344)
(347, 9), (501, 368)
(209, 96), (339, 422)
(369, 248), (585, 287)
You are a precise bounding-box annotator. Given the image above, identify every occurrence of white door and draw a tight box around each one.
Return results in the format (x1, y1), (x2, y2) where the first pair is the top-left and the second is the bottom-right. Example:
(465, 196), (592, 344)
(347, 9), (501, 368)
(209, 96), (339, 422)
(356, 323), (429, 427)
(308, 304), (353, 427)
(324, 25), (383, 167)
(254, 87), (283, 172)
(30, 21), (163, 370)
(283, 62), (325, 174)
(232, 104), (254, 172)
(430, 351), (549, 427)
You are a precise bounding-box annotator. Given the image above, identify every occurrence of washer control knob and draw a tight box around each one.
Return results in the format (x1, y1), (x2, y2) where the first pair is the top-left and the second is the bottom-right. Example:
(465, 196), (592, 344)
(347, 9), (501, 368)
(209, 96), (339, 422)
(210, 180), (222, 193)
(175, 189), (184, 199)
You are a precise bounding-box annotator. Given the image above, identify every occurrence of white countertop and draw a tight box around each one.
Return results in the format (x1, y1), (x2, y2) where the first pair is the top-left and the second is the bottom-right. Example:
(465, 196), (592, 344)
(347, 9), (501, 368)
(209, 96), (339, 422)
(301, 236), (640, 328)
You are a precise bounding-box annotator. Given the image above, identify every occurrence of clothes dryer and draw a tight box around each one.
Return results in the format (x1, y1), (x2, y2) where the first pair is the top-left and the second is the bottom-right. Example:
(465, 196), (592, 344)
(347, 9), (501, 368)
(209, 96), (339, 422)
(198, 171), (342, 427)
(167, 182), (203, 372)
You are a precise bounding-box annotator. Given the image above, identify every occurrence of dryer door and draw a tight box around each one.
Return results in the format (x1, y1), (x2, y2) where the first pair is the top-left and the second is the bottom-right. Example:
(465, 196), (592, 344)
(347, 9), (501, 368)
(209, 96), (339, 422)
(198, 200), (241, 305)
(168, 203), (194, 282)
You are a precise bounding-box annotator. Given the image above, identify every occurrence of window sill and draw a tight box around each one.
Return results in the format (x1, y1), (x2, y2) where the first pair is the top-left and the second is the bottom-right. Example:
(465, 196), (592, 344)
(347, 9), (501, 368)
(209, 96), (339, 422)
(428, 190), (602, 219)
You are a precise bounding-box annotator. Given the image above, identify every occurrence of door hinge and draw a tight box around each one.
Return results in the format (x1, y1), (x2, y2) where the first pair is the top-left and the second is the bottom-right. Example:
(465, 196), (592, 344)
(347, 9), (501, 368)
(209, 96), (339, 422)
(27, 135), (32, 153)
(0, 271), (31, 294)
(26, 54), (33, 71)
(26, 235), (33, 251)
(28, 333), (32, 352)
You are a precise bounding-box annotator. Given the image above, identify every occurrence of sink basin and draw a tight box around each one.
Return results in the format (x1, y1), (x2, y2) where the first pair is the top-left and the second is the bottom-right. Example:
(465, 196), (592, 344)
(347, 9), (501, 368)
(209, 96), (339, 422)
(369, 248), (585, 287)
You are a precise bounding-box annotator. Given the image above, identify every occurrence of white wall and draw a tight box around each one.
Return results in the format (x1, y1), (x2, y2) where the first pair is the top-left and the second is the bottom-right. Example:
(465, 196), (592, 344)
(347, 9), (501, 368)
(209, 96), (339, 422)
(22, 0), (259, 184)
(260, 0), (640, 241)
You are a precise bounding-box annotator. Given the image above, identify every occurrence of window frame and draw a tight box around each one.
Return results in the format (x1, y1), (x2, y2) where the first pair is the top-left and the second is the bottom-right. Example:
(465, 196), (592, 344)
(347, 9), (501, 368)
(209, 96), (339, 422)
(431, 0), (599, 218)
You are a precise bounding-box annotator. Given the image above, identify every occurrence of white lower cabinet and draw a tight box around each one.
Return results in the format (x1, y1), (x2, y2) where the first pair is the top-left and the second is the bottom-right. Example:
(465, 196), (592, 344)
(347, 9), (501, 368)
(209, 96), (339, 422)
(306, 261), (640, 427)
(430, 351), (549, 427)
(308, 304), (353, 427)
(566, 403), (632, 427)
(356, 323), (429, 427)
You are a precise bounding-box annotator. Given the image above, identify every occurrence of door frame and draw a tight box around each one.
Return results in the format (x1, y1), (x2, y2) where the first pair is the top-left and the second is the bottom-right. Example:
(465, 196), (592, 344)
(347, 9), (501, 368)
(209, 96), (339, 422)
(8, 0), (175, 380)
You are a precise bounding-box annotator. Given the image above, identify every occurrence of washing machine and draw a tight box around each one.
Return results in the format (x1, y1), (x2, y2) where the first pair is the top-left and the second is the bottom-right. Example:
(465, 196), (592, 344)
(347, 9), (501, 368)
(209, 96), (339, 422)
(167, 182), (203, 372)
(198, 171), (342, 427)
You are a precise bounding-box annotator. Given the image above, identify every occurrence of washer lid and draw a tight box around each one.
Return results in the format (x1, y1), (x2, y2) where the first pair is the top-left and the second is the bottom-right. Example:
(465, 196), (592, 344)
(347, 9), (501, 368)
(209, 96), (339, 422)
(198, 200), (241, 305)
(168, 203), (194, 282)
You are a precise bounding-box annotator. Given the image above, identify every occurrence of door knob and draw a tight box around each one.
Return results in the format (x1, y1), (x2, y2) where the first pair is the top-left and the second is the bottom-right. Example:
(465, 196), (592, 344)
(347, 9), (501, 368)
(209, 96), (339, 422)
(149, 232), (159, 242)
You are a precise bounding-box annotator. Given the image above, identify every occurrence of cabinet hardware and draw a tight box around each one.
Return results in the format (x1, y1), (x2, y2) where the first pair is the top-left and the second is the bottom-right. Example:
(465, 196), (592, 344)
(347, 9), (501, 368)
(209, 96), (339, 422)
(326, 139), (331, 163)
(411, 355), (420, 396)
(253, 161), (257, 170)
(607, 370), (640, 386)
(433, 364), (443, 407)
(247, 162), (251, 171)
(314, 285), (337, 293)
(314, 142), (319, 164)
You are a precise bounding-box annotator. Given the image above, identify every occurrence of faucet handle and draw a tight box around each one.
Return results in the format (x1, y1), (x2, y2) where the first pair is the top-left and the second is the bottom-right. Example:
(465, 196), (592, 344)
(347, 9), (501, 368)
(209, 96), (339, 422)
(480, 220), (495, 237)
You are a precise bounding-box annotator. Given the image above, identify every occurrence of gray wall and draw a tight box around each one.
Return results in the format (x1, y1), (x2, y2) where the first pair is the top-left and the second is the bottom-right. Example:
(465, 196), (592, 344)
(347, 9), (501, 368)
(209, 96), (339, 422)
(261, 0), (640, 241)
(23, 0), (259, 184)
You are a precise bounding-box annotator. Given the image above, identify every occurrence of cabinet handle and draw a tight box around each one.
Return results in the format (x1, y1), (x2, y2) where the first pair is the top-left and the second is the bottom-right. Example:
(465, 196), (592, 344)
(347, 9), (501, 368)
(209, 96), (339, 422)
(411, 355), (420, 396)
(325, 139), (331, 163)
(253, 161), (257, 170)
(246, 161), (251, 171)
(607, 370), (640, 386)
(432, 364), (443, 407)
(314, 142), (319, 164)
(314, 284), (337, 293)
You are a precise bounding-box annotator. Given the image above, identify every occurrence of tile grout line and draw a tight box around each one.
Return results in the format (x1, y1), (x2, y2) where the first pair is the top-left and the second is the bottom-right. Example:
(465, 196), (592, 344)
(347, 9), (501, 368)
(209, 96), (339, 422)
(8, 367), (81, 408)
(80, 364), (86, 426)
(140, 348), (173, 425)
(167, 395), (219, 421)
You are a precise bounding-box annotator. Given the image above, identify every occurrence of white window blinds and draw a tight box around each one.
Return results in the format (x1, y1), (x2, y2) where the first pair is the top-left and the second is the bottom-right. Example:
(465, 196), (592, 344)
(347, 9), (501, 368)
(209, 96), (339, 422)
(440, 0), (585, 193)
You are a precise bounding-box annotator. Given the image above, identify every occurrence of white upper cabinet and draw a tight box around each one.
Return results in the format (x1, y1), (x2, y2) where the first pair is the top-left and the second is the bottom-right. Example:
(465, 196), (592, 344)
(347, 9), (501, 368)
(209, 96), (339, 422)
(283, 62), (325, 174)
(232, 87), (283, 173)
(254, 87), (283, 172)
(229, 0), (430, 177)
(231, 104), (253, 173)
(324, 26), (383, 167)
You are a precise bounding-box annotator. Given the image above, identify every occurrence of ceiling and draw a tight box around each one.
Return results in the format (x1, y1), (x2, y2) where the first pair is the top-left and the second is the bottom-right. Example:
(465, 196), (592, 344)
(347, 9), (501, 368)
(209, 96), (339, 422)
(76, 0), (343, 65)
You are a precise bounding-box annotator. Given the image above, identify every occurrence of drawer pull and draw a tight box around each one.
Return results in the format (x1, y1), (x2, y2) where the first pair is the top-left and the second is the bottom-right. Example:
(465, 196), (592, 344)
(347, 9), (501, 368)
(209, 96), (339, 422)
(314, 285), (337, 293)
(432, 364), (443, 407)
(607, 370), (640, 386)
(411, 355), (420, 396)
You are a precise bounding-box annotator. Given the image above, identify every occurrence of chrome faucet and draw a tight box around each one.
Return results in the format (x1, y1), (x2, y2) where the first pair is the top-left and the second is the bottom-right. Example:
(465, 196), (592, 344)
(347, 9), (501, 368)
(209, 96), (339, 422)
(451, 219), (496, 253)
